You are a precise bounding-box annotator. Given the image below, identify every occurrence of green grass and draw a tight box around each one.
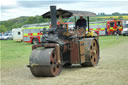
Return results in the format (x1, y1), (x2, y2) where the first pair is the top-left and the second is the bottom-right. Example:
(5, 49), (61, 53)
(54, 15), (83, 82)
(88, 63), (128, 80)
(99, 35), (128, 49)
(0, 40), (32, 69)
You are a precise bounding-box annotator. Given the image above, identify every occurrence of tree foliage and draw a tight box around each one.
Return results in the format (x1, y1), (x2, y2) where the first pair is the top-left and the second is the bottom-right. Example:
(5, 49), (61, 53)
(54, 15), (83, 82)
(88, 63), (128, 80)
(0, 25), (7, 32)
(112, 12), (120, 16)
(0, 16), (50, 31)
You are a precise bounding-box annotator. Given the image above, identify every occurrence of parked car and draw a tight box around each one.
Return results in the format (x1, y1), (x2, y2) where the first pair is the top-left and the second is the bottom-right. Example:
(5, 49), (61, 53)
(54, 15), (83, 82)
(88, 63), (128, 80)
(0, 33), (3, 40)
(122, 21), (128, 36)
(0, 33), (13, 40)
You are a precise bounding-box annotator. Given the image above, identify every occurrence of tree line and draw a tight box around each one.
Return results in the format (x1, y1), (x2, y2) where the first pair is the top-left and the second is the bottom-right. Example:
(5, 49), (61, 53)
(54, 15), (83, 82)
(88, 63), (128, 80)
(0, 16), (49, 32)
(98, 12), (128, 16)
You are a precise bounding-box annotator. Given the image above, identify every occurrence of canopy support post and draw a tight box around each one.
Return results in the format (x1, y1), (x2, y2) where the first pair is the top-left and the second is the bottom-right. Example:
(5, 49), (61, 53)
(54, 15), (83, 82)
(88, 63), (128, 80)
(87, 16), (90, 32)
(75, 16), (77, 29)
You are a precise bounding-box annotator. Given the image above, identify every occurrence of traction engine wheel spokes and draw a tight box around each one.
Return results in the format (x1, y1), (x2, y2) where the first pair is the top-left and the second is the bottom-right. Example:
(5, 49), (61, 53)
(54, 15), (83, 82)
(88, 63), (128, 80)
(50, 50), (62, 76)
(81, 38), (99, 67)
(90, 39), (99, 66)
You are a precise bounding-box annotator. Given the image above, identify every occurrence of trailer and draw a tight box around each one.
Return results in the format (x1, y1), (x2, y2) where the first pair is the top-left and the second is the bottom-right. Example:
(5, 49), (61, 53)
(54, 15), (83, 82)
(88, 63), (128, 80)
(12, 28), (23, 42)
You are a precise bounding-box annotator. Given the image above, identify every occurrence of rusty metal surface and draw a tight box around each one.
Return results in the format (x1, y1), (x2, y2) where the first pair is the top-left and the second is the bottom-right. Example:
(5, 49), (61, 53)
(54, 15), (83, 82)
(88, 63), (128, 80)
(80, 38), (100, 67)
(83, 38), (93, 62)
(32, 43), (57, 50)
(90, 39), (99, 66)
(70, 41), (80, 64)
(55, 44), (61, 64)
(32, 44), (42, 50)
(79, 40), (85, 63)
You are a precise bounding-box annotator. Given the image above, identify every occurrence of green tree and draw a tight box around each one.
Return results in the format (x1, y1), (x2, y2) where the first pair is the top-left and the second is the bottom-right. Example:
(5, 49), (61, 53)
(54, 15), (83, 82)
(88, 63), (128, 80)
(11, 22), (22, 28)
(112, 12), (120, 16)
(0, 25), (7, 32)
(0, 15), (51, 31)
(118, 16), (123, 20)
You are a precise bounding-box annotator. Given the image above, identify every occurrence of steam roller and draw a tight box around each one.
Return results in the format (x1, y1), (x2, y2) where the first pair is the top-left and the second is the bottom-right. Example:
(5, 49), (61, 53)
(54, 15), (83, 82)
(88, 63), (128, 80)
(27, 6), (100, 77)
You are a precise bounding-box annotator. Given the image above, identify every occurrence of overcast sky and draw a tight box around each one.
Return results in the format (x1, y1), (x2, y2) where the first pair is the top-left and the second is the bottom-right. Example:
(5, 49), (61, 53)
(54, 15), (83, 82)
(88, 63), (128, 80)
(0, 0), (128, 21)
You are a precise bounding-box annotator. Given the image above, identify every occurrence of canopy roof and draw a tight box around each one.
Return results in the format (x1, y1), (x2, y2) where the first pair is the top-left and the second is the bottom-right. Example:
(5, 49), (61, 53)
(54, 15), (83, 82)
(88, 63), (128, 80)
(42, 9), (96, 18)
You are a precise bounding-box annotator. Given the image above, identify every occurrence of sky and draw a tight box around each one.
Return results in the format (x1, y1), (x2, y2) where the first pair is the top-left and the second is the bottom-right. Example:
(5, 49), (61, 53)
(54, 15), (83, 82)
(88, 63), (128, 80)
(0, 0), (128, 21)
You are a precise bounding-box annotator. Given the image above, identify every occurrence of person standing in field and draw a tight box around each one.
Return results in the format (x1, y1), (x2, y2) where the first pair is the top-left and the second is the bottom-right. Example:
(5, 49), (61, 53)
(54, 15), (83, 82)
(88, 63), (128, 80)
(105, 27), (108, 35)
(116, 27), (119, 39)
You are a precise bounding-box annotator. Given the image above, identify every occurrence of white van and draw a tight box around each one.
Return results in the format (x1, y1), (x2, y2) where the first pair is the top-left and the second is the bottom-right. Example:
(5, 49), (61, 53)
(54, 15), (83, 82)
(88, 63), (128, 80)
(122, 21), (128, 36)
(12, 28), (23, 41)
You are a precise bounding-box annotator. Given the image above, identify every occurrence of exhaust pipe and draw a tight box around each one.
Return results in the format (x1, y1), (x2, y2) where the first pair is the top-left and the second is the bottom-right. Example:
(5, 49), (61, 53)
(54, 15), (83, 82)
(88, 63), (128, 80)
(50, 6), (57, 28)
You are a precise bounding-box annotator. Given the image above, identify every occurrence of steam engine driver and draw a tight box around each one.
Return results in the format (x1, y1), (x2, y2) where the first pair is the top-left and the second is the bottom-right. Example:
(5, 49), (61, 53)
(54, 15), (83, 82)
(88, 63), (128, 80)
(76, 16), (87, 29)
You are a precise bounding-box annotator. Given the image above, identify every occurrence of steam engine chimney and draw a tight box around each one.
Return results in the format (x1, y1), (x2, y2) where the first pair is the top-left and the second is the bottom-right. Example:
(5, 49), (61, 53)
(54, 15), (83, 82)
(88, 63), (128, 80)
(50, 6), (57, 28)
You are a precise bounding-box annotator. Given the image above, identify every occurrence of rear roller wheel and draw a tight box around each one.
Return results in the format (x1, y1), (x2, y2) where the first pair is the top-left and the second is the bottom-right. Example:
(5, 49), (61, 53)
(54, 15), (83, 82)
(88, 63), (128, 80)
(81, 39), (99, 67)
(29, 48), (62, 77)
(90, 39), (99, 66)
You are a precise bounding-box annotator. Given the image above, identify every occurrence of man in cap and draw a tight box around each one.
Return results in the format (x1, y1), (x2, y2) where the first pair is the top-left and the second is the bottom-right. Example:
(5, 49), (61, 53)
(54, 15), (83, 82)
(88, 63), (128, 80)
(76, 16), (87, 29)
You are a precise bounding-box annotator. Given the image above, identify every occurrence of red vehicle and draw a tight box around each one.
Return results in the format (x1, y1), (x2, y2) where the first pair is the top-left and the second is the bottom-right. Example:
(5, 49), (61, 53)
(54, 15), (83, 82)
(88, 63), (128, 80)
(107, 19), (123, 35)
(23, 24), (49, 44)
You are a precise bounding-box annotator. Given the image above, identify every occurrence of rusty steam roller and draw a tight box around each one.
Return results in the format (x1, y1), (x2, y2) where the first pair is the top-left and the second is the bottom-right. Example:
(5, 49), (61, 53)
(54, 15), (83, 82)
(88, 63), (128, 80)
(27, 6), (100, 77)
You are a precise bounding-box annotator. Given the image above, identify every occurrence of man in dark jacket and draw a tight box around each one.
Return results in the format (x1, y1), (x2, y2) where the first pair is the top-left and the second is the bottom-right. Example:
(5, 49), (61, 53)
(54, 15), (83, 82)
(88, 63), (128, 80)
(76, 16), (87, 29)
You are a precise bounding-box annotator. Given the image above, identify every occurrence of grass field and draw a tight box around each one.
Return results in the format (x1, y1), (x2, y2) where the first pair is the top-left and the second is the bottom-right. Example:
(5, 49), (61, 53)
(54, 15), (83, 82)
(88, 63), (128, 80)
(1, 36), (128, 85)
(1, 41), (32, 70)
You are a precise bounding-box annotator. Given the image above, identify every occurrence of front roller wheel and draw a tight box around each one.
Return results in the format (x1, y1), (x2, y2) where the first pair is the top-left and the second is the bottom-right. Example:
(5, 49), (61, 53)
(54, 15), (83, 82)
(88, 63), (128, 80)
(29, 48), (62, 77)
